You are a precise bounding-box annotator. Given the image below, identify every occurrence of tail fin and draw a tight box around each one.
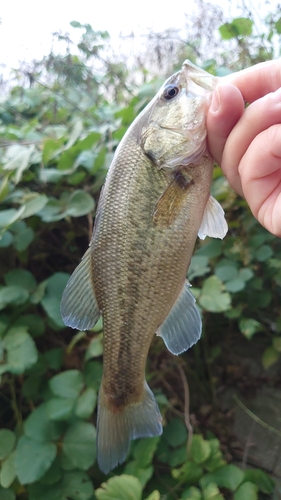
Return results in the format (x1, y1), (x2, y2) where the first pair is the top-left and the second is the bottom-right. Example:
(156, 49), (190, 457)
(96, 382), (162, 474)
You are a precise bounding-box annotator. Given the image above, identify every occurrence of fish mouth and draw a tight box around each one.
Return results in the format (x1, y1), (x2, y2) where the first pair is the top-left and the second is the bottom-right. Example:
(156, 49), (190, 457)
(182, 60), (218, 96)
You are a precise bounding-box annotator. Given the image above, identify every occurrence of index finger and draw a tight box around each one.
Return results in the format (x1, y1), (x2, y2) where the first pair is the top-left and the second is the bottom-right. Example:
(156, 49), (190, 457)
(223, 59), (281, 103)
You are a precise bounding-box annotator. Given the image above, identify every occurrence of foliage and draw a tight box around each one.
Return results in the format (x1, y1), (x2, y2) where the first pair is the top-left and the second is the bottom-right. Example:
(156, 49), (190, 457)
(0, 7), (280, 499)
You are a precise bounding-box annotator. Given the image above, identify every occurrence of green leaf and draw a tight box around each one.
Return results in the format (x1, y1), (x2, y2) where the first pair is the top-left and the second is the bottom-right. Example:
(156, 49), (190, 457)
(215, 259), (238, 282)
(62, 422), (96, 470)
(243, 469), (275, 494)
(0, 451), (16, 488)
(144, 492), (160, 500)
(21, 194), (48, 218)
(24, 403), (64, 442)
(232, 17), (253, 36)
(188, 256), (210, 280)
(0, 286), (29, 309)
(124, 461), (153, 488)
(39, 457), (62, 485)
(234, 481), (258, 500)
(65, 190), (95, 217)
(0, 231), (13, 248)
(202, 482), (224, 500)
(74, 387), (97, 419)
(3, 327), (38, 374)
(0, 207), (26, 229)
(272, 337), (281, 352)
(42, 137), (65, 164)
(196, 240), (222, 258)
(172, 461), (203, 483)
(0, 430), (16, 460)
(219, 18), (253, 40)
(181, 486), (202, 499)
(133, 437), (159, 468)
(84, 360), (102, 390)
(0, 486), (15, 500)
(14, 226), (34, 251)
(47, 398), (75, 421)
(275, 17), (281, 34)
(15, 436), (57, 484)
(199, 276), (231, 313)
(41, 272), (69, 328)
(201, 464), (244, 491)
(239, 318), (263, 340)
(5, 269), (37, 292)
(65, 119), (83, 149)
(29, 470), (94, 500)
(225, 278), (245, 293)
(13, 314), (45, 338)
(262, 346), (280, 369)
(191, 435), (211, 464)
(85, 334), (103, 361)
(49, 369), (84, 399)
(95, 474), (142, 500)
(219, 22), (239, 40)
(3, 144), (35, 183)
(163, 418), (187, 447)
(255, 245), (273, 262)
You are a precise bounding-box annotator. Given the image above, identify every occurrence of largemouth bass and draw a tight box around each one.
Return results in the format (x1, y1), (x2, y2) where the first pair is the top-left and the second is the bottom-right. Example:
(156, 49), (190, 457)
(60, 61), (227, 474)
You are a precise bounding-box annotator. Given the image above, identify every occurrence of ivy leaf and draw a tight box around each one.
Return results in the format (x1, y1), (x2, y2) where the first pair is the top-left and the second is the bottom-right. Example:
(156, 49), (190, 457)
(49, 369), (84, 399)
(15, 436), (57, 484)
(199, 276), (231, 312)
(95, 474), (142, 500)
(239, 318), (263, 340)
(201, 464), (244, 491)
(24, 403), (64, 442)
(41, 272), (69, 328)
(0, 430), (16, 460)
(2, 327), (38, 374)
(234, 481), (258, 500)
(191, 435), (211, 464)
(74, 387), (97, 419)
(62, 421), (96, 470)
(0, 486), (15, 500)
(0, 451), (16, 488)
(5, 269), (37, 292)
(262, 346), (280, 369)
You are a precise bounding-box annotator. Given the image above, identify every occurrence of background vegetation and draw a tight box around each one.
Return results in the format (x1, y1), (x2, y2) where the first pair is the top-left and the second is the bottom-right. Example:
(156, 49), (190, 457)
(0, 3), (281, 499)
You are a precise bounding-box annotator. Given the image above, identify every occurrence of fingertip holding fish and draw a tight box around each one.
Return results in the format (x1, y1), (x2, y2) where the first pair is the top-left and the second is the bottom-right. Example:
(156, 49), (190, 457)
(61, 60), (227, 473)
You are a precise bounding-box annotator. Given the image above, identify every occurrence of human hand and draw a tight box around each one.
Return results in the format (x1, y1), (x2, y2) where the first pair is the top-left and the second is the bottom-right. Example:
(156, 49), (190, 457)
(207, 60), (281, 237)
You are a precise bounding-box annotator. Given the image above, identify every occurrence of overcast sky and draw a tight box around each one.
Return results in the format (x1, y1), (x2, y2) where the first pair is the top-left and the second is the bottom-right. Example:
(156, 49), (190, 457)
(0, 0), (279, 71)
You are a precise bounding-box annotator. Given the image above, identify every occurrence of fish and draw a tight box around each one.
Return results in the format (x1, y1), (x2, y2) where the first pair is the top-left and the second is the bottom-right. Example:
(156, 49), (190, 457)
(60, 60), (228, 474)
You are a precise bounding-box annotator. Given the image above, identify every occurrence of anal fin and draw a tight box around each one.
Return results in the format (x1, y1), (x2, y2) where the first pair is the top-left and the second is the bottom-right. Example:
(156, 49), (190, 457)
(198, 195), (228, 240)
(158, 280), (202, 355)
(60, 247), (101, 331)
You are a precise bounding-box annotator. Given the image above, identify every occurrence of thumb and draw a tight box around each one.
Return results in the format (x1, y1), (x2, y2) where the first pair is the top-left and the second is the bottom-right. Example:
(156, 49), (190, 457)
(207, 83), (245, 165)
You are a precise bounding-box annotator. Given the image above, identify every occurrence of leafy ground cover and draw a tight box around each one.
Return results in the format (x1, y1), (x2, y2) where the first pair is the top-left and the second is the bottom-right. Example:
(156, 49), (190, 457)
(0, 13), (281, 499)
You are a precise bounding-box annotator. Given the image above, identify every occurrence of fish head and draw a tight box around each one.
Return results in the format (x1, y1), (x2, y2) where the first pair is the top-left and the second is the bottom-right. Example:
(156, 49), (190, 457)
(139, 60), (218, 170)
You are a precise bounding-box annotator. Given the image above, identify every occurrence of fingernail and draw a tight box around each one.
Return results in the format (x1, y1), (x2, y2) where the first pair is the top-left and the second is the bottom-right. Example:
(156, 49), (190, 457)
(210, 86), (221, 113)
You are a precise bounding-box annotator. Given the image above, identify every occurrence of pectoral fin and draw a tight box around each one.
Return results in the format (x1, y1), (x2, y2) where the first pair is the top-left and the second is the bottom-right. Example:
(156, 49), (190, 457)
(153, 171), (193, 227)
(198, 195), (228, 240)
(157, 280), (201, 355)
(60, 247), (101, 331)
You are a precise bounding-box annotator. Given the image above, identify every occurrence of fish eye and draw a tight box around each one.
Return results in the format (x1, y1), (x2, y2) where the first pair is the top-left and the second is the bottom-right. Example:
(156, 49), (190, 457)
(162, 84), (179, 100)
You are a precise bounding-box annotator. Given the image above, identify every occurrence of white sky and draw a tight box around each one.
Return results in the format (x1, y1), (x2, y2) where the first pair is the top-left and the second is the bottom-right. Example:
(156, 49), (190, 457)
(0, 0), (279, 71)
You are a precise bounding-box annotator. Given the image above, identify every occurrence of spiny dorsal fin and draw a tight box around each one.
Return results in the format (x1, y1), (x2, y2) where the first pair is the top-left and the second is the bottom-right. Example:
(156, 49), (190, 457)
(198, 195), (228, 240)
(60, 247), (101, 331)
